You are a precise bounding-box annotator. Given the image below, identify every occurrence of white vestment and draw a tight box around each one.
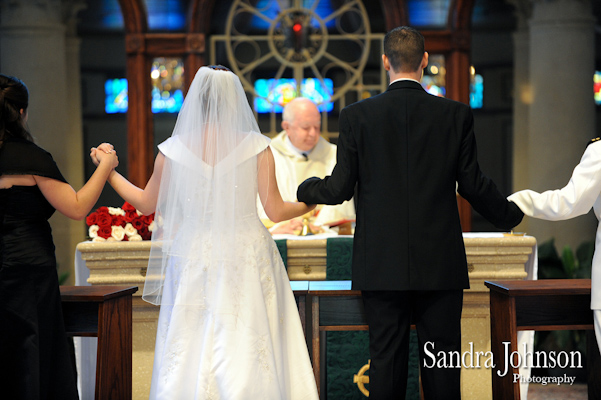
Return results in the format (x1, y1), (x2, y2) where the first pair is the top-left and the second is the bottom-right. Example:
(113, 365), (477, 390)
(260, 131), (355, 226)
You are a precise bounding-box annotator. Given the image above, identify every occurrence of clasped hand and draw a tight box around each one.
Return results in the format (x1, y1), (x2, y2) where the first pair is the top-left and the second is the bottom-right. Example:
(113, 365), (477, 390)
(90, 143), (119, 169)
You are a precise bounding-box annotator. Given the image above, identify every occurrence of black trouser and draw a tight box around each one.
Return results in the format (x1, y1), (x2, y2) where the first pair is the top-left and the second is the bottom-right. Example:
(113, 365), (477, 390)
(362, 289), (464, 400)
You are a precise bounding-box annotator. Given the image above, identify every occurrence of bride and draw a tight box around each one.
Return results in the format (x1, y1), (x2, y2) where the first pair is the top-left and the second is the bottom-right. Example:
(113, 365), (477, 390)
(92, 65), (319, 399)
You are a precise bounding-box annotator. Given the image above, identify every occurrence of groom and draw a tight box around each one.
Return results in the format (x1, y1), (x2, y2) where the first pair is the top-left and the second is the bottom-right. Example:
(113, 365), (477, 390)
(297, 26), (523, 399)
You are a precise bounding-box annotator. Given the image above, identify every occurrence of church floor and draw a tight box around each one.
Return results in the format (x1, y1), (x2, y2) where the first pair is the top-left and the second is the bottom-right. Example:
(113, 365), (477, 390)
(527, 382), (588, 399)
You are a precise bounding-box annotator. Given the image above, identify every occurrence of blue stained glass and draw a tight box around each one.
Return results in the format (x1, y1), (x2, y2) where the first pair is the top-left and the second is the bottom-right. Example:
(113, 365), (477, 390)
(249, 0), (336, 30)
(105, 58), (184, 114)
(146, 0), (187, 31)
(407, 0), (450, 28)
(470, 74), (483, 109)
(147, 13), (186, 31)
(99, 0), (124, 30)
(152, 88), (184, 113)
(85, 0), (187, 31)
(105, 78), (128, 114)
(421, 70), (484, 109)
(254, 78), (334, 113)
(422, 75), (445, 97)
(594, 71), (601, 106)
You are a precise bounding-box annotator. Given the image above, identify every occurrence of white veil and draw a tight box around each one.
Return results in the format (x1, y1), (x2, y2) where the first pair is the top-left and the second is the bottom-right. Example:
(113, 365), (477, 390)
(143, 66), (270, 307)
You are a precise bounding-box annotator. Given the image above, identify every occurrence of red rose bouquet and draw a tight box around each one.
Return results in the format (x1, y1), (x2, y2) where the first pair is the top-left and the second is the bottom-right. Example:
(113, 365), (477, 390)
(86, 202), (155, 241)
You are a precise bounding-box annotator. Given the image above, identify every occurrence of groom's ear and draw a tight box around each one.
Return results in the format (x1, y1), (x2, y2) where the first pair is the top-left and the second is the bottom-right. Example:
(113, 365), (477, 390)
(421, 52), (429, 70)
(382, 54), (391, 72)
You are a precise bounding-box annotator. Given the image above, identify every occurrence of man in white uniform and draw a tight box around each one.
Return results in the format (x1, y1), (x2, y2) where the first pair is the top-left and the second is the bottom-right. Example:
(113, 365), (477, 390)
(509, 138), (601, 354)
(260, 97), (355, 234)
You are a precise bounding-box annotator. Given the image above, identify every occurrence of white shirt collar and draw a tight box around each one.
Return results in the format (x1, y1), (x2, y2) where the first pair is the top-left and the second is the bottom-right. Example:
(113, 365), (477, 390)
(389, 78), (421, 86)
(285, 135), (312, 158)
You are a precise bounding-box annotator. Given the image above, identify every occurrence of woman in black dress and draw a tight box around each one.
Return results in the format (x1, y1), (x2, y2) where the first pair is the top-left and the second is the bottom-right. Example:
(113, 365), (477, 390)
(0, 74), (118, 400)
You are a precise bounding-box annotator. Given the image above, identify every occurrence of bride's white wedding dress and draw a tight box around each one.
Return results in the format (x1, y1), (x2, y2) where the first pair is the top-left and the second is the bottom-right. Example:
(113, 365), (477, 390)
(146, 135), (319, 400)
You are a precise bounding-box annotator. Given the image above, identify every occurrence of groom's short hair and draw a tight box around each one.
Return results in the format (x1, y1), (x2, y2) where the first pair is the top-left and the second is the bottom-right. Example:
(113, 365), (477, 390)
(384, 26), (425, 73)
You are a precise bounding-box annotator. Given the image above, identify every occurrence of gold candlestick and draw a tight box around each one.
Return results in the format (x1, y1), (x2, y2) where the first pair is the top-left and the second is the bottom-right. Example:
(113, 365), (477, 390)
(299, 210), (316, 236)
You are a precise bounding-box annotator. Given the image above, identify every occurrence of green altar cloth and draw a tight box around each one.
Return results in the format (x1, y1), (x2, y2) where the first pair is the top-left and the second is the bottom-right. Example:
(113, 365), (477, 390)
(326, 237), (353, 280)
(273, 237), (353, 278)
(326, 331), (420, 400)
(275, 239), (287, 267)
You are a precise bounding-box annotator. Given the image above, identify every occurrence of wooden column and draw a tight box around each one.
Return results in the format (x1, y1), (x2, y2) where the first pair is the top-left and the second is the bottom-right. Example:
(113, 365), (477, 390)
(125, 39), (154, 187)
(118, 0), (209, 186)
(446, 30), (473, 232)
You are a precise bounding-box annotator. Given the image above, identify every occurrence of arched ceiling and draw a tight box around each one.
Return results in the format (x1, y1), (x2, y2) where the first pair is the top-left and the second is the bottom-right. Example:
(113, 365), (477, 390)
(77, 0), (517, 34)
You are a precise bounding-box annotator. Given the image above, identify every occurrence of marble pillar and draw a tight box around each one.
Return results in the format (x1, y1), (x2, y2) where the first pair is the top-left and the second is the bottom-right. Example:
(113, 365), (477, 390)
(64, 2), (87, 284)
(514, 0), (596, 250)
(0, 0), (86, 283)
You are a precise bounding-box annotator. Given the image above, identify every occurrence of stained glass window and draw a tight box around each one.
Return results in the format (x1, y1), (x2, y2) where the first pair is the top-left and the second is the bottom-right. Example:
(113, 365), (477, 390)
(145, 0), (188, 31)
(595, 71), (601, 105)
(151, 58), (185, 113)
(470, 69), (483, 109)
(105, 58), (185, 114)
(421, 55), (446, 97)
(248, 0), (337, 31)
(105, 78), (128, 114)
(407, 0), (450, 29)
(254, 78), (334, 113)
(420, 56), (483, 109)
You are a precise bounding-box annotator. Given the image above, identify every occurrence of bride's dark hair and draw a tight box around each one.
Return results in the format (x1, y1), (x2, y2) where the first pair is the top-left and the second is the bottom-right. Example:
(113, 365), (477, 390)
(0, 74), (34, 148)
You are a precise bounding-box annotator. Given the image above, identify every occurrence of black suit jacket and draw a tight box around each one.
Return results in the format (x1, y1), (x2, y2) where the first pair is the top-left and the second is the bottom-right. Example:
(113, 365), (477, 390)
(297, 80), (523, 291)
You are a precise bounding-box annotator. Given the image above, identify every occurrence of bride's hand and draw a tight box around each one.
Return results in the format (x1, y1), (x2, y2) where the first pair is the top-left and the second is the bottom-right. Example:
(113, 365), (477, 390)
(95, 148), (119, 170)
(90, 143), (115, 166)
(90, 143), (117, 168)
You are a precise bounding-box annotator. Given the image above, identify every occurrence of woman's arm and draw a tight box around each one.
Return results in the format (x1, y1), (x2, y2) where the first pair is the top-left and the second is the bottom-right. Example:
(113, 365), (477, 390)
(105, 152), (165, 215)
(35, 145), (118, 220)
(258, 147), (315, 222)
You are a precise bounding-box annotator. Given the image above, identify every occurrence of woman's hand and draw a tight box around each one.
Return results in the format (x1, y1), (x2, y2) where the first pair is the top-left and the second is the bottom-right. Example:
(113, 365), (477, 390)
(90, 143), (117, 169)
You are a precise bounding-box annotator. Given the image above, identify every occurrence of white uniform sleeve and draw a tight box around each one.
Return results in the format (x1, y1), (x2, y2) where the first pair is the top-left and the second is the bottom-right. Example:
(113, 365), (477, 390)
(508, 142), (601, 221)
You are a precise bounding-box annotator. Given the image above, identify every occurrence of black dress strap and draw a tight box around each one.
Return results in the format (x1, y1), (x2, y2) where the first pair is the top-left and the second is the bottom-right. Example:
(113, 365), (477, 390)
(0, 138), (67, 183)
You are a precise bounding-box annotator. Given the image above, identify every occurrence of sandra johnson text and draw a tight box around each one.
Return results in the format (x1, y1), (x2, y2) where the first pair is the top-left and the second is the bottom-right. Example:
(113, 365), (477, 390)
(423, 341), (583, 377)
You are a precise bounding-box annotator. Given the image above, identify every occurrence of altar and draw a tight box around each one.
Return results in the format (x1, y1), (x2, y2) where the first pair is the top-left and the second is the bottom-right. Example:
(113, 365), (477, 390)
(75, 233), (536, 400)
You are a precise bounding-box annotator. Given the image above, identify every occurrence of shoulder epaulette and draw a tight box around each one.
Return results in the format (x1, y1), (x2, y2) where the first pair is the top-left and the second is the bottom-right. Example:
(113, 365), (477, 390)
(587, 137), (601, 148)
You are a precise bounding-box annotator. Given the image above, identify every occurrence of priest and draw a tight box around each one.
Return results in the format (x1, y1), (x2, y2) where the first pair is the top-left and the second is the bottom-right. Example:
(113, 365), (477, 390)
(259, 97), (355, 234)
